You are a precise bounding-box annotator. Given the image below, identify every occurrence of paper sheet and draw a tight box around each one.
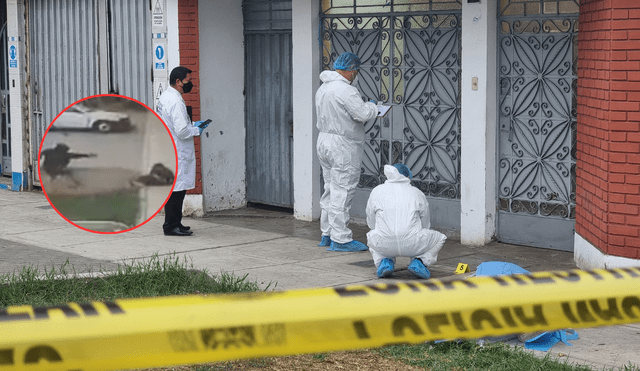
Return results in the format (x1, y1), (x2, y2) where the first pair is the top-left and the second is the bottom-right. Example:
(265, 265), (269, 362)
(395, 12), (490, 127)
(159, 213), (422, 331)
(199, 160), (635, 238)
(377, 105), (391, 118)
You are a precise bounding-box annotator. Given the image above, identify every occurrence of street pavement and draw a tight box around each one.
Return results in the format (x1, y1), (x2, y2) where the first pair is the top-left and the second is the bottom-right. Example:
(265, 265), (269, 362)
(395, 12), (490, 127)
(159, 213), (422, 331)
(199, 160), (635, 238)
(1, 187), (639, 370)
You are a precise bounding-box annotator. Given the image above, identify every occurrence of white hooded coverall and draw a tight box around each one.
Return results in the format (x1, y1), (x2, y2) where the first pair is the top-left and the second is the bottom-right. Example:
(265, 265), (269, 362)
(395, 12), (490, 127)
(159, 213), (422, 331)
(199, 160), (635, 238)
(156, 86), (200, 191)
(315, 70), (378, 244)
(366, 165), (447, 267)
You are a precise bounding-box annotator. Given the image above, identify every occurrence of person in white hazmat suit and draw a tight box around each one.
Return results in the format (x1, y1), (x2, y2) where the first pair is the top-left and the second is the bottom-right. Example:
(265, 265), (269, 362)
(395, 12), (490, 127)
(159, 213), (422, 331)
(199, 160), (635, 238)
(366, 163), (447, 278)
(316, 52), (378, 252)
(157, 66), (209, 236)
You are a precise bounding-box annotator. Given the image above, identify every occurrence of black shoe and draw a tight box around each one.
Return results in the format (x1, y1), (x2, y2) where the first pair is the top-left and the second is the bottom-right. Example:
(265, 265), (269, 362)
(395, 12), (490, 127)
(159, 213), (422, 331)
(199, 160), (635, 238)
(164, 227), (193, 236)
(179, 224), (191, 232)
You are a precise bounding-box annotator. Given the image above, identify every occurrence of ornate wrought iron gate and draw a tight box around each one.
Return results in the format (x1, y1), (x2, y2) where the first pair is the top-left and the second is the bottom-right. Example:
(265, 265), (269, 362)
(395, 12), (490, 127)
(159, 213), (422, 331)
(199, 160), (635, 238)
(497, 0), (579, 250)
(320, 0), (462, 230)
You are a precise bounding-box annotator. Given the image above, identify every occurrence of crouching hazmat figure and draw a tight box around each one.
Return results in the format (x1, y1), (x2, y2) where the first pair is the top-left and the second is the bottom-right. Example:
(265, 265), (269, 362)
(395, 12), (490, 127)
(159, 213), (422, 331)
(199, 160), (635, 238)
(366, 164), (447, 279)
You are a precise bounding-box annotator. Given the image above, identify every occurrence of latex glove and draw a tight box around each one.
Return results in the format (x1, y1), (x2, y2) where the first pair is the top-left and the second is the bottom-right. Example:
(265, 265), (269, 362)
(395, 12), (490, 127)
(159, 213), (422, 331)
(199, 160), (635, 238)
(194, 120), (209, 135)
(369, 100), (376, 104)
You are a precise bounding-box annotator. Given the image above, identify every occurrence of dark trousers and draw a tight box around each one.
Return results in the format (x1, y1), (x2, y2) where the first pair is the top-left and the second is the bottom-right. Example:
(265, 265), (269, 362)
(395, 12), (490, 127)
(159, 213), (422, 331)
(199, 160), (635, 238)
(163, 190), (186, 233)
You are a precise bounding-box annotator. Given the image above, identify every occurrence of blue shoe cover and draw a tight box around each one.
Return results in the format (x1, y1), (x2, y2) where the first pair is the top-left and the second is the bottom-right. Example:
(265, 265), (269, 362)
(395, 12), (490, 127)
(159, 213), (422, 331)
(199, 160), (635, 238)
(318, 235), (331, 246)
(408, 259), (431, 279)
(327, 240), (368, 252)
(524, 329), (578, 351)
(377, 258), (394, 278)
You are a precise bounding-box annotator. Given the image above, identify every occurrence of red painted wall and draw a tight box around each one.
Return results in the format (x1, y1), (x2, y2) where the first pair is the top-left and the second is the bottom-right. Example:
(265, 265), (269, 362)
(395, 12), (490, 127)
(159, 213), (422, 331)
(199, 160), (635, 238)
(178, 0), (202, 195)
(576, 0), (640, 258)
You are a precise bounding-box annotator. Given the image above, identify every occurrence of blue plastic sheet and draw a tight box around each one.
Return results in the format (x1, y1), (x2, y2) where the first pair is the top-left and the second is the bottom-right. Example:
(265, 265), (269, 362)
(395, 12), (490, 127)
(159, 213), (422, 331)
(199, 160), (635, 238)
(524, 329), (579, 351)
(474, 261), (578, 351)
(475, 261), (530, 276)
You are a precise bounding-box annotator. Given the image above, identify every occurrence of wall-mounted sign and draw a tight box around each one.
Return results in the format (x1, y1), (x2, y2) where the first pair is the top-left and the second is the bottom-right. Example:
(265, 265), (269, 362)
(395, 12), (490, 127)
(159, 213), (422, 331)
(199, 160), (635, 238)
(9, 45), (17, 68)
(154, 45), (165, 70)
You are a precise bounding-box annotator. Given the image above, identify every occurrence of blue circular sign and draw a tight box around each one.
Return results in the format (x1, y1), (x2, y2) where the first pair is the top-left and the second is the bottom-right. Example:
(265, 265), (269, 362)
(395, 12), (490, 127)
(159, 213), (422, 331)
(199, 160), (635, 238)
(9, 45), (16, 60)
(155, 45), (164, 60)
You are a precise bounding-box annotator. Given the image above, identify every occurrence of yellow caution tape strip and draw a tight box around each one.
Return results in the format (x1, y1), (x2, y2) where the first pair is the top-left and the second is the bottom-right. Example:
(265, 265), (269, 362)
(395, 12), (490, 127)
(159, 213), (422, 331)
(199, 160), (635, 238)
(1, 267), (640, 370)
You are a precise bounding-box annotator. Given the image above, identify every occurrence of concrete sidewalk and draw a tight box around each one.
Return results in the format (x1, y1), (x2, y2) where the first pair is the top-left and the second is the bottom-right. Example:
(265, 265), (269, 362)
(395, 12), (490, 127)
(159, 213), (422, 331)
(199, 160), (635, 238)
(1, 188), (638, 370)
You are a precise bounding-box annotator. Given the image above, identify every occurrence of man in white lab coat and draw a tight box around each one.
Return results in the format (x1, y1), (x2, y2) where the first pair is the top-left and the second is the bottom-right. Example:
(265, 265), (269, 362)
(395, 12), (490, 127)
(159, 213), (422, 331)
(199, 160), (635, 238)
(157, 66), (209, 236)
(316, 52), (378, 252)
(366, 164), (447, 278)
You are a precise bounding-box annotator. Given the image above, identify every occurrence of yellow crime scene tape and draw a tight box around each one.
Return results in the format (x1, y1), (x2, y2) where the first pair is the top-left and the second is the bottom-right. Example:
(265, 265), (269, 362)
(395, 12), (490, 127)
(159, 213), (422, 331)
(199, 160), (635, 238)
(1, 267), (640, 370)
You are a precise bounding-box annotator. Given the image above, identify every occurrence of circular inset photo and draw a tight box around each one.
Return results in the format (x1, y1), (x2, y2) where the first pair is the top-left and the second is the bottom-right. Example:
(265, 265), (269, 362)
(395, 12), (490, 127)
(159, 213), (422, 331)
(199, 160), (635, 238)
(38, 95), (177, 233)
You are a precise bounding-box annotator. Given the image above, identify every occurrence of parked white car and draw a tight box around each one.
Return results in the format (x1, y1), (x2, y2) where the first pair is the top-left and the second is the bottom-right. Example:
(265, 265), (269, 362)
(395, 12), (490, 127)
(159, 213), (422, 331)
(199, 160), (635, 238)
(51, 104), (133, 133)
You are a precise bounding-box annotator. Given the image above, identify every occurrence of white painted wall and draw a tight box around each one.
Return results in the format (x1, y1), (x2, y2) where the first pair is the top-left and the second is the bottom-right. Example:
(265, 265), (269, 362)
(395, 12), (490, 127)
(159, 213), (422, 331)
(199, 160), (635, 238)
(198, 1), (246, 212)
(292, 0), (321, 221)
(460, 1), (497, 245)
(574, 233), (640, 269)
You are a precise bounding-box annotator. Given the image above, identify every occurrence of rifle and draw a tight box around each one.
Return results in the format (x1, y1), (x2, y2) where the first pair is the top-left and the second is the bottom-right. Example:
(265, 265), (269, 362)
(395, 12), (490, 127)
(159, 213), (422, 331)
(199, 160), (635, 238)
(67, 153), (97, 159)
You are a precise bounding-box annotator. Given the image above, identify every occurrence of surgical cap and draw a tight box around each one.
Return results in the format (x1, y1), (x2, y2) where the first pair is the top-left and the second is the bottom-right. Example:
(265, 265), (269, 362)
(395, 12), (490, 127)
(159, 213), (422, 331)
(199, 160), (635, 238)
(393, 163), (412, 179)
(333, 52), (361, 71)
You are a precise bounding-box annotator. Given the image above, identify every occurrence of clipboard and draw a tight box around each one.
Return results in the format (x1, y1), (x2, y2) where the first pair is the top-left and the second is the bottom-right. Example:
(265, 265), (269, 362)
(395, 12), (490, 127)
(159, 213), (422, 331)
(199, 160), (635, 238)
(198, 119), (212, 128)
(377, 105), (392, 118)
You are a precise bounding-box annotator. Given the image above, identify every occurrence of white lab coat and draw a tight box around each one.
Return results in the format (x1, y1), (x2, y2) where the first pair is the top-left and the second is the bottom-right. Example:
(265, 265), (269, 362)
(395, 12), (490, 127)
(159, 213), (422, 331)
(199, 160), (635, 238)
(315, 70), (378, 243)
(156, 86), (200, 192)
(366, 165), (447, 267)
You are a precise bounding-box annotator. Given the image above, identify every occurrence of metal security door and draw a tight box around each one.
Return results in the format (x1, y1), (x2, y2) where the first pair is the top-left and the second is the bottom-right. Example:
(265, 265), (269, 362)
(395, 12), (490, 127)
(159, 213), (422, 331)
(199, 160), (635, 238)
(29, 0), (103, 187)
(244, 0), (293, 207)
(497, 0), (579, 250)
(108, 0), (152, 104)
(1, 17), (10, 176)
(29, 0), (151, 186)
(321, 1), (462, 230)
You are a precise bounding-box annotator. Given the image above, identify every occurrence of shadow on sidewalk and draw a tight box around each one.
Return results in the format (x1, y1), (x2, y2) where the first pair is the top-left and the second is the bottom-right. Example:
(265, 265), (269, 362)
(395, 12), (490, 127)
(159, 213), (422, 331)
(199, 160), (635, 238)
(202, 204), (578, 278)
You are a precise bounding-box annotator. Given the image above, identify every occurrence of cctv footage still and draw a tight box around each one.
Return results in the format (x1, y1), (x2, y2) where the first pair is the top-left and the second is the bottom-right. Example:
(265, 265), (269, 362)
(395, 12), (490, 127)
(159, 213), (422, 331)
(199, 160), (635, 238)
(38, 95), (177, 233)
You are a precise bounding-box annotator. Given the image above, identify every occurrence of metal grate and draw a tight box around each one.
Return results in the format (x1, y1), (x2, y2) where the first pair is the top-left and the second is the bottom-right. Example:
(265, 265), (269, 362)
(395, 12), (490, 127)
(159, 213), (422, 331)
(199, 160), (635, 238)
(322, 0), (461, 15)
(243, 0), (292, 33)
(1, 16), (11, 175)
(108, 0), (152, 104)
(498, 11), (578, 219)
(499, 0), (579, 17)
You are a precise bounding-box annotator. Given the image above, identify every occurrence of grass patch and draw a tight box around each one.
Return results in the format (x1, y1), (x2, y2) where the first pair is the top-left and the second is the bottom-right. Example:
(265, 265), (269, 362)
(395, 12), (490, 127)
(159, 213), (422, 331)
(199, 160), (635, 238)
(311, 353), (328, 361)
(373, 340), (639, 371)
(1, 258), (636, 371)
(48, 189), (140, 228)
(129, 340), (640, 371)
(0, 253), (266, 307)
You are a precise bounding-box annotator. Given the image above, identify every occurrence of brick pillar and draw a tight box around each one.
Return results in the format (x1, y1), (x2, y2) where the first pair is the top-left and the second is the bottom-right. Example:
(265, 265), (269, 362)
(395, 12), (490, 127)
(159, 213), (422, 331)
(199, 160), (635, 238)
(178, 0), (202, 195)
(576, 0), (640, 259)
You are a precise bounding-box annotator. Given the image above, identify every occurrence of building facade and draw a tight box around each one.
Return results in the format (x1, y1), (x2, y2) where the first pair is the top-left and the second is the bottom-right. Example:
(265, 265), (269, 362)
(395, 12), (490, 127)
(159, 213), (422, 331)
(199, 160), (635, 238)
(2, 0), (639, 268)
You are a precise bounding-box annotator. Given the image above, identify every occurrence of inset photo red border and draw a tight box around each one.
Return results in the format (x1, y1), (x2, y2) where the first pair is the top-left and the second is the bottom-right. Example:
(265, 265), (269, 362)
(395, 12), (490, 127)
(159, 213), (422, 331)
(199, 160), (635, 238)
(38, 94), (178, 234)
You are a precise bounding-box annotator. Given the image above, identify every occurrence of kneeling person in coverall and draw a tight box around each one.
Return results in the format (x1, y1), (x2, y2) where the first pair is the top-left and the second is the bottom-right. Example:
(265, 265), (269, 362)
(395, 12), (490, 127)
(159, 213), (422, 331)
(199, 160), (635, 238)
(315, 52), (378, 251)
(366, 164), (447, 278)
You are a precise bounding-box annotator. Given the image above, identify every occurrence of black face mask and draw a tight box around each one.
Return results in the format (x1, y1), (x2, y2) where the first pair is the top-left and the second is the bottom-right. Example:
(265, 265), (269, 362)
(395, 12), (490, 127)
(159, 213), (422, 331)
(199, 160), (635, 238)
(181, 80), (193, 93)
